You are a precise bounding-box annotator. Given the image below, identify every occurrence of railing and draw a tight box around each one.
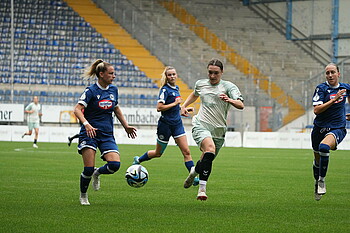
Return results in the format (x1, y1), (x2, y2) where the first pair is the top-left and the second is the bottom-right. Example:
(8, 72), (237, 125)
(92, 0), (206, 89)
(248, 1), (331, 65)
(303, 57), (350, 111)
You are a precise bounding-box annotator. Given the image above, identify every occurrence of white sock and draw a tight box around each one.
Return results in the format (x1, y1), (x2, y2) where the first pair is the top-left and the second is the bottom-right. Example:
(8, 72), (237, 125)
(190, 166), (198, 176)
(199, 180), (207, 192)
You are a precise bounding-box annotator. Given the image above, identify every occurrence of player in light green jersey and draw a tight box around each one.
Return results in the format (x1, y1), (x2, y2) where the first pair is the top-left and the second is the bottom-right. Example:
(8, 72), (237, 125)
(181, 59), (244, 201)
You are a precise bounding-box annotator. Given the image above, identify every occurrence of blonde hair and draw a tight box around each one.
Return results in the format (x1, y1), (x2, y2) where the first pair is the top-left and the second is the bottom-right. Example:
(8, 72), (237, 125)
(160, 66), (176, 88)
(82, 59), (112, 80)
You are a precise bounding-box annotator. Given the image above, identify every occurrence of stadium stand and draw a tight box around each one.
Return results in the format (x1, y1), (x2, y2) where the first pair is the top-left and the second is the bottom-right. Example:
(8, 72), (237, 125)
(0, 0), (159, 107)
(95, 0), (326, 126)
(164, 0), (324, 124)
(64, 0), (197, 109)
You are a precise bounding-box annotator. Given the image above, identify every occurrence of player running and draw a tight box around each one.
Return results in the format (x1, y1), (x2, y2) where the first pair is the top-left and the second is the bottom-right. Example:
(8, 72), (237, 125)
(181, 59), (244, 201)
(311, 63), (350, 201)
(132, 66), (199, 186)
(74, 59), (137, 205)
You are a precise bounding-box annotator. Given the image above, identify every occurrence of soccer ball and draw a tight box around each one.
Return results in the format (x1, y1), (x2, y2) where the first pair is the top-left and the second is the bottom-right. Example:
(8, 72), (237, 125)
(125, 164), (149, 188)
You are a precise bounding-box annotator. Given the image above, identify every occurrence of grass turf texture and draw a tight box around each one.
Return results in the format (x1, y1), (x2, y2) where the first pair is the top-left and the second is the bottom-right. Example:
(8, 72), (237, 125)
(1, 141), (349, 233)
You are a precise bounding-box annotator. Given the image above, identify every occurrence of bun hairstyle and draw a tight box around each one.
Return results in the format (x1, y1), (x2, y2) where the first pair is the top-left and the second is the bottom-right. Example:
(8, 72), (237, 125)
(82, 59), (112, 79)
(207, 59), (223, 71)
(160, 66), (176, 88)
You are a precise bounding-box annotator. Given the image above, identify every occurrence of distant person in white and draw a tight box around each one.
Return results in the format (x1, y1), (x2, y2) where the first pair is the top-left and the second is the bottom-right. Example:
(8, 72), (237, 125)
(22, 96), (42, 148)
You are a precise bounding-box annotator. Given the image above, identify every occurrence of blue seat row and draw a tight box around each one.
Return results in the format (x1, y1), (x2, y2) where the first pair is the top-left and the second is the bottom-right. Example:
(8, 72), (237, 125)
(0, 0), (158, 90)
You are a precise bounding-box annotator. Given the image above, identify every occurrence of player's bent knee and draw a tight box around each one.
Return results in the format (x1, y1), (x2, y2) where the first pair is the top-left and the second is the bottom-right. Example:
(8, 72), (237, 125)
(153, 153), (163, 158)
(107, 161), (120, 173)
(319, 143), (330, 156)
(82, 167), (94, 177)
(202, 152), (215, 162)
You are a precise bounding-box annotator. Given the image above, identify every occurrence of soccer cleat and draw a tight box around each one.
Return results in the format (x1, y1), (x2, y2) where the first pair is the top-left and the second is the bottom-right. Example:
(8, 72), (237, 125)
(314, 181), (322, 201)
(197, 190), (208, 201)
(79, 193), (90, 205)
(193, 177), (200, 186)
(33, 144), (38, 148)
(184, 166), (197, 188)
(132, 156), (140, 165)
(68, 137), (72, 147)
(21, 133), (25, 138)
(92, 168), (100, 191)
(317, 180), (326, 195)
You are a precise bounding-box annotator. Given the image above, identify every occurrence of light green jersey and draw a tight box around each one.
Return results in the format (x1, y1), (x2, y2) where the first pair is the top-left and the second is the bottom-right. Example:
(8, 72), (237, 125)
(193, 79), (243, 128)
(25, 102), (41, 123)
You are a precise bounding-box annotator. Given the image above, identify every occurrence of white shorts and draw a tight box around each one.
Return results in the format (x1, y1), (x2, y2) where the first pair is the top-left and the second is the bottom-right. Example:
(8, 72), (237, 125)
(28, 122), (40, 131)
(191, 116), (226, 155)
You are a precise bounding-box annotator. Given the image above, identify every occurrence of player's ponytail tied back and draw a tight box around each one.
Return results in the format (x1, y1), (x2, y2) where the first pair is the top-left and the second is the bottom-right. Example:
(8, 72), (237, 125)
(82, 59), (112, 80)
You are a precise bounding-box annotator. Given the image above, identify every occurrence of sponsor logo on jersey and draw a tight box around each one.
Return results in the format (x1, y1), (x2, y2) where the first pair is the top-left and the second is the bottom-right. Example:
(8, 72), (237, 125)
(99, 100), (113, 109)
(330, 94), (344, 103)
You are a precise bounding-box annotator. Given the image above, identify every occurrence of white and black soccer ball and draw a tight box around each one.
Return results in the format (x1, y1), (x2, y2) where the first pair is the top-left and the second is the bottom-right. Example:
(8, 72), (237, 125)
(125, 165), (149, 188)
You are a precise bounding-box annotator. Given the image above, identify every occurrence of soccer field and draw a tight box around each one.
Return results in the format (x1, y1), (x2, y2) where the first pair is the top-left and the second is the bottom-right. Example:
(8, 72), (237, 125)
(1, 141), (349, 232)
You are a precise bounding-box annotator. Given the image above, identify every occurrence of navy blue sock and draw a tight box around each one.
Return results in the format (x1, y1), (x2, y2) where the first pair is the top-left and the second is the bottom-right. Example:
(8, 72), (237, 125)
(80, 167), (94, 193)
(319, 144), (330, 179)
(139, 152), (151, 163)
(98, 161), (120, 174)
(313, 160), (319, 180)
(185, 160), (194, 172)
(319, 156), (329, 178)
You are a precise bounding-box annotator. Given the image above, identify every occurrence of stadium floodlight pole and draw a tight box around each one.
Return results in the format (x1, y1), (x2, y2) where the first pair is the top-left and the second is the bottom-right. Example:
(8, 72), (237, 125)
(10, 0), (14, 103)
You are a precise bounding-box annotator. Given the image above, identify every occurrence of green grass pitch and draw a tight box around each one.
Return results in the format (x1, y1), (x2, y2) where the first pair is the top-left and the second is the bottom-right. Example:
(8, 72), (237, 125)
(1, 141), (350, 232)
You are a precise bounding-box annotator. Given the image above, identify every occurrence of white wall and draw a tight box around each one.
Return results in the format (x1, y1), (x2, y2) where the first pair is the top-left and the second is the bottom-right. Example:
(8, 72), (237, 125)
(2, 125), (241, 148)
(4, 125), (350, 150)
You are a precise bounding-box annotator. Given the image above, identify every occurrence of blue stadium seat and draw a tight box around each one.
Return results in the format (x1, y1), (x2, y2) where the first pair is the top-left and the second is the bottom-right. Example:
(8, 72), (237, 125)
(0, 0), (155, 100)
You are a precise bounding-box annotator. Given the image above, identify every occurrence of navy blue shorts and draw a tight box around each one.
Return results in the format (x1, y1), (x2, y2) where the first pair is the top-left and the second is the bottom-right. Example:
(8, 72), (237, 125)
(156, 120), (186, 144)
(311, 125), (347, 151)
(78, 130), (119, 160)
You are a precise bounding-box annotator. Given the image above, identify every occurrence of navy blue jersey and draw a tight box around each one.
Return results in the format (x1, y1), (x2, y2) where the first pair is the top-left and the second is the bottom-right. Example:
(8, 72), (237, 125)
(78, 82), (118, 133)
(158, 84), (181, 125)
(312, 82), (350, 128)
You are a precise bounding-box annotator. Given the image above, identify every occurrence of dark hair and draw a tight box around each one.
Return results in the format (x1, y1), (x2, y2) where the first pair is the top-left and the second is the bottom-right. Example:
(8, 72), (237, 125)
(207, 59), (223, 71)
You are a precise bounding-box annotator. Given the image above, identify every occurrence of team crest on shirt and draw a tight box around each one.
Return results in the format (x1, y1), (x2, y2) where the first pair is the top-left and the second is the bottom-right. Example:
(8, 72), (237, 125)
(110, 94), (115, 101)
(99, 100), (113, 109)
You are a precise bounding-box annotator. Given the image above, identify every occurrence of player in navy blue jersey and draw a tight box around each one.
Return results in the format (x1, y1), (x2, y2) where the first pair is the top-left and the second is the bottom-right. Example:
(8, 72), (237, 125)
(74, 59), (137, 205)
(132, 66), (199, 186)
(311, 63), (350, 201)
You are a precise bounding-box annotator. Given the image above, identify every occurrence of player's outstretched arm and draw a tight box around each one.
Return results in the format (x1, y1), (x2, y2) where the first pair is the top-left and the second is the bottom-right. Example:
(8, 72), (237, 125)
(181, 92), (198, 116)
(114, 106), (137, 139)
